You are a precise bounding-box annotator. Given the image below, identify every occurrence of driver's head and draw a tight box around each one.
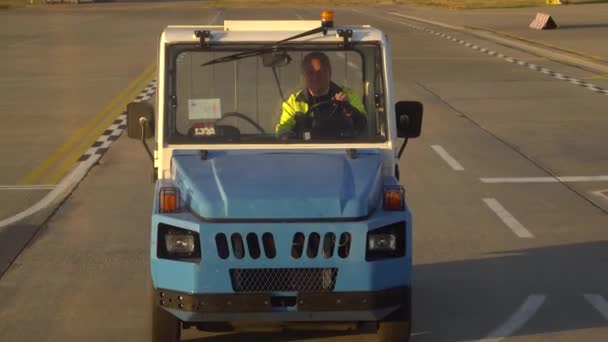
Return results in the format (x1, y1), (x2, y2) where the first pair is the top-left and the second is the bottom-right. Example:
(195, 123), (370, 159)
(302, 52), (332, 97)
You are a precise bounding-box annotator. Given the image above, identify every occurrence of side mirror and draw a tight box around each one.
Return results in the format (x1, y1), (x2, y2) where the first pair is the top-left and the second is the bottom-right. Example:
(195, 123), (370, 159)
(262, 51), (292, 68)
(395, 101), (423, 138)
(127, 101), (155, 139)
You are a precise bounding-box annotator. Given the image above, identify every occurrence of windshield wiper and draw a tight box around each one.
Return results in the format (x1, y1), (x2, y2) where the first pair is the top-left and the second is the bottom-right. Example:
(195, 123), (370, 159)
(201, 26), (325, 67)
(201, 48), (275, 67)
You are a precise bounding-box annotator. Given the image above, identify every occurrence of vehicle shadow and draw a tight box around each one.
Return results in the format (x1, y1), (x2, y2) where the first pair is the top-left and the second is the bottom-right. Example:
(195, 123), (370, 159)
(183, 241), (608, 341)
(88, 0), (206, 3)
(0, 222), (43, 278)
(184, 329), (369, 342)
(399, 240), (608, 341)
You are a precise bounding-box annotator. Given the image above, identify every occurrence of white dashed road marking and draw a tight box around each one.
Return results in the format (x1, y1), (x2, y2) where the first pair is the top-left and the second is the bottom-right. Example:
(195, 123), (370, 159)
(483, 198), (534, 238)
(481, 176), (608, 183)
(591, 189), (608, 201)
(583, 294), (608, 321)
(431, 145), (464, 171)
(209, 10), (222, 25)
(477, 295), (546, 342)
(336, 51), (361, 70)
(387, 12), (608, 96)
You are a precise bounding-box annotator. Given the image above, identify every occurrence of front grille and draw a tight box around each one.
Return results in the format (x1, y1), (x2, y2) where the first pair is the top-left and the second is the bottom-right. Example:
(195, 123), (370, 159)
(216, 232), (350, 260)
(230, 268), (338, 292)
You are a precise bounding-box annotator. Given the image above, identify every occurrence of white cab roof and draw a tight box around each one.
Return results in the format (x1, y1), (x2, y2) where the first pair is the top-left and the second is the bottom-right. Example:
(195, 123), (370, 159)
(162, 21), (385, 44)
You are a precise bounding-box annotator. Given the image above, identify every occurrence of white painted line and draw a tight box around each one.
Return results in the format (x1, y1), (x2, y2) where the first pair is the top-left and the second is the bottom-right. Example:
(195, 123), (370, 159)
(559, 176), (608, 182)
(0, 185), (56, 191)
(477, 295), (545, 342)
(209, 10), (222, 25)
(346, 61), (360, 70)
(481, 176), (608, 183)
(483, 198), (534, 238)
(591, 189), (608, 201)
(0, 154), (100, 229)
(481, 177), (558, 184)
(430, 145), (464, 171)
(0, 82), (155, 228)
(382, 11), (608, 97)
(336, 52), (361, 70)
(584, 294), (608, 321)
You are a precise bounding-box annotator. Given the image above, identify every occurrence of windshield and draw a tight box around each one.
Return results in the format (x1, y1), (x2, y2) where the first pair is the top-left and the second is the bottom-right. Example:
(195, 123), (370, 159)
(165, 43), (387, 144)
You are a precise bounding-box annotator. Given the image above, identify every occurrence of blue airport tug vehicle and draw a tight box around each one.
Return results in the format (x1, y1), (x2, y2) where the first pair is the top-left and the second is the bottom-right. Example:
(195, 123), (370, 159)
(127, 10), (423, 342)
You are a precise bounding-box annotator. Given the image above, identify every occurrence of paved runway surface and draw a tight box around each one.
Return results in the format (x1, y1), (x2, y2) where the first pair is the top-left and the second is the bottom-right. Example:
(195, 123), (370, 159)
(0, 3), (607, 342)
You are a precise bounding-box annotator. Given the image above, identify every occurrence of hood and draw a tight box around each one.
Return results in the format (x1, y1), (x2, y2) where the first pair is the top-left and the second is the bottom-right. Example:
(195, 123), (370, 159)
(171, 150), (384, 220)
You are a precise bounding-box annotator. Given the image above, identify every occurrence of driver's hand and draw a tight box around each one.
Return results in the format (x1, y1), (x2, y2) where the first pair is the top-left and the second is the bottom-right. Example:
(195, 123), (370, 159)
(334, 92), (349, 102)
(334, 92), (353, 117)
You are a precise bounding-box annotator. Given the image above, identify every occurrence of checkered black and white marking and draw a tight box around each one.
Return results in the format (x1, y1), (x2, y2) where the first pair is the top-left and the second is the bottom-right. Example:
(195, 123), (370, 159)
(391, 14), (608, 96)
(78, 79), (157, 162)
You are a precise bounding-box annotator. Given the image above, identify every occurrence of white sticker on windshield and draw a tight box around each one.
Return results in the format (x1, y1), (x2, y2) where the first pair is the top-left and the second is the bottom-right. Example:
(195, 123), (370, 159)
(194, 126), (216, 136)
(188, 99), (222, 120)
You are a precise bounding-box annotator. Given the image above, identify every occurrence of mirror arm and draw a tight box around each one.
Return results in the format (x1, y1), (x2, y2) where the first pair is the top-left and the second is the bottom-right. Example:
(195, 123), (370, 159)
(139, 117), (155, 164)
(397, 137), (408, 159)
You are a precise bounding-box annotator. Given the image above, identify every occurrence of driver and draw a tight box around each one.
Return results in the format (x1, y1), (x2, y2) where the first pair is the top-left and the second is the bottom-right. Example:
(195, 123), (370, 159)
(275, 51), (367, 139)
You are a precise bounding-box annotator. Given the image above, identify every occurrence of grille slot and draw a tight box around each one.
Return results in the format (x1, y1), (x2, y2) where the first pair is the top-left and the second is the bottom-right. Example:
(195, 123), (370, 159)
(230, 268), (338, 292)
(322, 233), (336, 258)
(262, 233), (276, 259)
(215, 233), (229, 259)
(246, 233), (261, 259)
(291, 232), (305, 259)
(338, 232), (351, 258)
(306, 233), (321, 258)
(231, 233), (245, 259)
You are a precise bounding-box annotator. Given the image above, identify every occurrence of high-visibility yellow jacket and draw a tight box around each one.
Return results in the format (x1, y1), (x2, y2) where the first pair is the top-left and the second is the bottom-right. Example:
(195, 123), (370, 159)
(276, 82), (366, 136)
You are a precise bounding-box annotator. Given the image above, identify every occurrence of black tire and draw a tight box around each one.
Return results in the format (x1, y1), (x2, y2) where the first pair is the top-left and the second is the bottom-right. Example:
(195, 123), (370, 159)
(376, 288), (411, 342)
(151, 287), (181, 342)
(377, 319), (411, 342)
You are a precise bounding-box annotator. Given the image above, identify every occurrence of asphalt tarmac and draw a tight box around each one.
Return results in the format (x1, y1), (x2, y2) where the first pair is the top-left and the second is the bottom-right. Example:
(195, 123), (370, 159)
(0, 4), (607, 342)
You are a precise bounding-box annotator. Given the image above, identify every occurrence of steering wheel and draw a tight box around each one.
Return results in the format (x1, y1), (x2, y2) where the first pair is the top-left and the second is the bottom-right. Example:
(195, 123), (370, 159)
(296, 99), (357, 139)
(217, 112), (267, 134)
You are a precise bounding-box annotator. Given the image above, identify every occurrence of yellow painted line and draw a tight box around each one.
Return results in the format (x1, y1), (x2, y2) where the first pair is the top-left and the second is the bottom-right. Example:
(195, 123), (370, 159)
(42, 69), (156, 184)
(19, 63), (156, 185)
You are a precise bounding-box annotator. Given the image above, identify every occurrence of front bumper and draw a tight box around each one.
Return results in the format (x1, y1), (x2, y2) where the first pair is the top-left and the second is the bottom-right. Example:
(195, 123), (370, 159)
(155, 286), (409, 322)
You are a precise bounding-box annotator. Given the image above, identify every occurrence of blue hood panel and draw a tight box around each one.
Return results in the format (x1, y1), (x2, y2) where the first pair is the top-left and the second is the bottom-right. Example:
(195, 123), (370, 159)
(171, 150), (383, 220)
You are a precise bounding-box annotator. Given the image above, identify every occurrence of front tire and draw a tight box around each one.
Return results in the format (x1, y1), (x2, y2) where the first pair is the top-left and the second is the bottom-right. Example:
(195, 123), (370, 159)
(376, 288), (411, 342)
(377, 320), (411, 342)
(151, 286), (181, 342)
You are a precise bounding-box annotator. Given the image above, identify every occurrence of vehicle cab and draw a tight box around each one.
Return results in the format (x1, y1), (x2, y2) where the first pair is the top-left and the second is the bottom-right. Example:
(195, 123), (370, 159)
(127, 10), (423, 342)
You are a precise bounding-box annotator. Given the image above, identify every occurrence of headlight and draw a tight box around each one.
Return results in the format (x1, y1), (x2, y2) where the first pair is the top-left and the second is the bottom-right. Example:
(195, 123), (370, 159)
(366, 222), (406, 261)
(165, 231), (196, 254)
(368, 234), (397, 251)
(157, 223), (201, 261)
